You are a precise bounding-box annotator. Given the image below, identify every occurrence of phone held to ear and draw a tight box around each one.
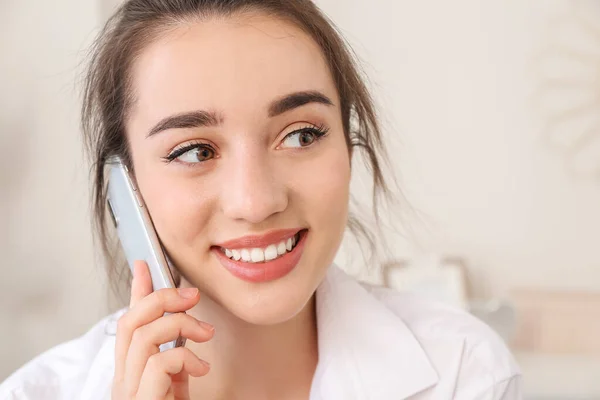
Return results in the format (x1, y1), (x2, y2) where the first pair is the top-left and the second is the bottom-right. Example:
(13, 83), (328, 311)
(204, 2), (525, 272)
(106, 156), (186, 352)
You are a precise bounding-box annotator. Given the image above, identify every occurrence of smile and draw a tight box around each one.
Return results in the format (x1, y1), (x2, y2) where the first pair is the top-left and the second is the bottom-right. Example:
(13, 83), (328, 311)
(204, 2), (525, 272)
(220, 232), (300, 263)
(212, 229), (308, 283)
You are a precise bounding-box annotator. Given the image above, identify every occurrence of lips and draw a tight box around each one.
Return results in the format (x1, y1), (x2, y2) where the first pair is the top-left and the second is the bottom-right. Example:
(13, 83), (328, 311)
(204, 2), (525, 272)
(212, 229), (308, 283)
(214, 228), (300, 249)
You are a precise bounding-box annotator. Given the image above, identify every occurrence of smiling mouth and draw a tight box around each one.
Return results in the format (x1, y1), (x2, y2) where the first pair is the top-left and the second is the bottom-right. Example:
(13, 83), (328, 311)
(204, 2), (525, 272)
(219, 231), (302, 263)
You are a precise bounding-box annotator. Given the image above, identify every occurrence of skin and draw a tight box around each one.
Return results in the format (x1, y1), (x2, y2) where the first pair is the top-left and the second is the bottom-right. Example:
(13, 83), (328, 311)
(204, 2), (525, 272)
(112, 13), (351, 400)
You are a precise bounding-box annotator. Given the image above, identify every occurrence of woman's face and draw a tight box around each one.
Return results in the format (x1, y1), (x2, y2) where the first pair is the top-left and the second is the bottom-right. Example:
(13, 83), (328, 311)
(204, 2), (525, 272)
(126, 14), (350, 325)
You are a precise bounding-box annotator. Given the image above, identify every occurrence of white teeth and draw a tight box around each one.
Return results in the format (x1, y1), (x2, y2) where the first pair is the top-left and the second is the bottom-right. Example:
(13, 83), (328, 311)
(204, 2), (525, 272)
(250, 248), (265, 262)
(264, 245), (278, 261)
(222, 233), (303, 263)
(241, 249), (251, 262)
(277, 242), (286, 255)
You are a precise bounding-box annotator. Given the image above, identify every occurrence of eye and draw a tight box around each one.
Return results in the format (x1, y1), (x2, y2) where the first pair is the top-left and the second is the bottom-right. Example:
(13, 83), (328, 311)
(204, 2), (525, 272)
(279, 125), (329, 149)
(163, 143), (216, 164)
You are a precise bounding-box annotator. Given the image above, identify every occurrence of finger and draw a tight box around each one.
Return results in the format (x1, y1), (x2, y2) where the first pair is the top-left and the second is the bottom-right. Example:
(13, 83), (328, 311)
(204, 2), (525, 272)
(124, 313), (214, 395)
(122, 286), (201, 338)
(136, 347), (210, 400)
(130, 260), (153, 308)
(114, 260), (155, 384)
(114, 287), (200, 394)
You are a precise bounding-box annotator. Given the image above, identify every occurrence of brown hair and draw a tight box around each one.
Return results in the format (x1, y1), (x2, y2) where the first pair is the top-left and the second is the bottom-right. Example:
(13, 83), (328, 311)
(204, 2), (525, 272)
(82, 0), (397, 300)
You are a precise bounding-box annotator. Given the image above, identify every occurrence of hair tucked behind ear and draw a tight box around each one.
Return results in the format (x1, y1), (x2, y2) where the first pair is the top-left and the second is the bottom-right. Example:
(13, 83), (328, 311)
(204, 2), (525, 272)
(82, 0), (404, 303)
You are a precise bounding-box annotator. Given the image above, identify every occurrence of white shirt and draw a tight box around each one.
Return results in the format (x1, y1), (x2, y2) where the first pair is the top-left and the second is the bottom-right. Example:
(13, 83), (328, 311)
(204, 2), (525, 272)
(0, 266), (521, 399)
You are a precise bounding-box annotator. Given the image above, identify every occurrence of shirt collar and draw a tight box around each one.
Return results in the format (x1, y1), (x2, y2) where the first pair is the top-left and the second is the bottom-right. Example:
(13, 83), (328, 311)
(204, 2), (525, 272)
(82, 266), (438, 400)
(310, 265), (438, 399)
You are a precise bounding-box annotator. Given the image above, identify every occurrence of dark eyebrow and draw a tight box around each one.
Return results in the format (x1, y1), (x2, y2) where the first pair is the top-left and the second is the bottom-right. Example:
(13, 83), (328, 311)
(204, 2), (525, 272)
(147, 110), (223, 138)
(146, 91), (332, 137)
(268, 90), (334, 117)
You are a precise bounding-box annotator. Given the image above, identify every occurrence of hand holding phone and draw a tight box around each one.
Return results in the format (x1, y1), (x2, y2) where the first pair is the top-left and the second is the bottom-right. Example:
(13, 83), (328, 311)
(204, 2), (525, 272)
(107, 157), (215, 398)
(107, 156), (186, 351)
(111, 260), (213, 399)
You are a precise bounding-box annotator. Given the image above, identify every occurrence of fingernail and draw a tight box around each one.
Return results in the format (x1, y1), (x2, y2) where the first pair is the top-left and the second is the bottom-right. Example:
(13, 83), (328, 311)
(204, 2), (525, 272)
(178, 287), (199, 299)
(198, 320), (215, 333)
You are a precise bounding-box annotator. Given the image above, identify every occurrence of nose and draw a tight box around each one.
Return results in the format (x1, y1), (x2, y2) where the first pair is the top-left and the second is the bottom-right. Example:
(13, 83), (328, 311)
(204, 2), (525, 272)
(219, 150), (288, 224)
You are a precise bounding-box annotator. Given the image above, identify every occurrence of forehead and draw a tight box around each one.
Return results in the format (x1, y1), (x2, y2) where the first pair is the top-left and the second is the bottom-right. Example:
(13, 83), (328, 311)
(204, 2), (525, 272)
(129, 14), (337, 124)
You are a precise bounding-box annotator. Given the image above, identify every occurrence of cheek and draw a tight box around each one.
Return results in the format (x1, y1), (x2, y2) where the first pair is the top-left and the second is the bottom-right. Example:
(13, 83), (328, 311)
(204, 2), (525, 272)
(294, 137), (351, 234)
(135, 168), (216, 248)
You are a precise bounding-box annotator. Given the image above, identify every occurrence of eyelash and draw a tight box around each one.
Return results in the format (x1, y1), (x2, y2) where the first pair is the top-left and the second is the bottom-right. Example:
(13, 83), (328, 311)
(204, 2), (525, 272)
(163, 141), (213, 163)
(162, 123), (330, 163)
(285, 123), (330, 145)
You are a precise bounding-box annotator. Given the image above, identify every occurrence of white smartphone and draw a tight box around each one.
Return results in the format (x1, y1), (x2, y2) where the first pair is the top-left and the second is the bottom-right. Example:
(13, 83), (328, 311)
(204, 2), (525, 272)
(106, 156), (186, 352)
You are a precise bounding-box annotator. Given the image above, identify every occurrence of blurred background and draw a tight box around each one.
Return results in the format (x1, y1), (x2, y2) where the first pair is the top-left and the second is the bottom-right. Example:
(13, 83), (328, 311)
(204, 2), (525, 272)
(1, 0), (599, 398)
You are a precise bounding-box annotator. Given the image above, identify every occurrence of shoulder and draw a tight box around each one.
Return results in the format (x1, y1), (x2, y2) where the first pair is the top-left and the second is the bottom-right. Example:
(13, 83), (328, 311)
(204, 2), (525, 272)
(0, 309), (123, 400)
(364, 283), (522, 398)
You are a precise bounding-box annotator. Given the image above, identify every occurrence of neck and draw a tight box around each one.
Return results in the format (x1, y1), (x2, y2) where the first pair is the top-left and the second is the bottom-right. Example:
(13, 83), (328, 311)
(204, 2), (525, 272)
(181, 280), (319, 399)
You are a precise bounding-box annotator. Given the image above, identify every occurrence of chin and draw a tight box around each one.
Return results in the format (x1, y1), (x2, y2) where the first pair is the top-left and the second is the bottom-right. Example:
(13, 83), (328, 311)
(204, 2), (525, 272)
(233, 291), (313, 325)
(179, 229), (336, 325)
(186, 253), (321, 326)
(222, 267), (320, 326)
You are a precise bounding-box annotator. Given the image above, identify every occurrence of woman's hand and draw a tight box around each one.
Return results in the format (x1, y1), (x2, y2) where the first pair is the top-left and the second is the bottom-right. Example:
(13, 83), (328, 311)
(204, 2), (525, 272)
(112, 261), (214, 400)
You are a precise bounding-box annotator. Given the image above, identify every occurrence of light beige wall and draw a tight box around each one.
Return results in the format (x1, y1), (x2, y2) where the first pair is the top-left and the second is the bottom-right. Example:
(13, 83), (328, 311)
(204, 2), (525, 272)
(322, 0), (600, 297)
(0, 0), (110, 380)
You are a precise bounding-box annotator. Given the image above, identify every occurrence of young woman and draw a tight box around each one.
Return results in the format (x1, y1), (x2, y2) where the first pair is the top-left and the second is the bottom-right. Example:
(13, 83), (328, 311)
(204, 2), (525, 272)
(0, 1), (521, 399)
